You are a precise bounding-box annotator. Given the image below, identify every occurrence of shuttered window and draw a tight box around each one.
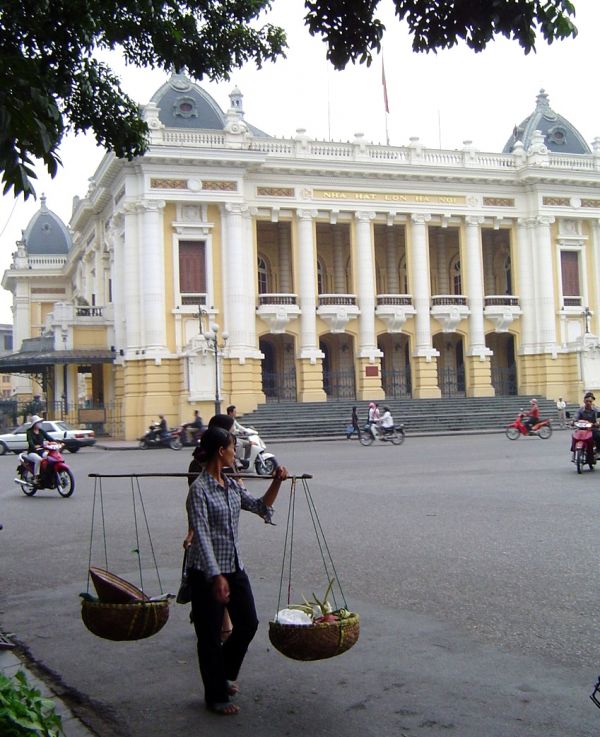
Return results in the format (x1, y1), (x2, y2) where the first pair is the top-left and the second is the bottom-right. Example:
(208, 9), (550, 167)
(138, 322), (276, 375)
(179, 241), (206, 293)
(560, 251), (579, 296)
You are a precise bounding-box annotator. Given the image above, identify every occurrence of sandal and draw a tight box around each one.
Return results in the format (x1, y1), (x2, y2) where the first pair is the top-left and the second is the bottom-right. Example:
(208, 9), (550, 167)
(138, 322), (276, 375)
(206, 701), (239, 716)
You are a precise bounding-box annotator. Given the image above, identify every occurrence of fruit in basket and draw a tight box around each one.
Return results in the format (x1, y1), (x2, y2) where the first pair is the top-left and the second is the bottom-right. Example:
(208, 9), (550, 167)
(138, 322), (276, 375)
(315, 613), (339, 623)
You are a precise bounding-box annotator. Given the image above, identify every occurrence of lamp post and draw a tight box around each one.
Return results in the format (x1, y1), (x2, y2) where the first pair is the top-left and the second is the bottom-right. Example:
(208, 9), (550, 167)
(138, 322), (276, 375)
(199, 308), (228, 415)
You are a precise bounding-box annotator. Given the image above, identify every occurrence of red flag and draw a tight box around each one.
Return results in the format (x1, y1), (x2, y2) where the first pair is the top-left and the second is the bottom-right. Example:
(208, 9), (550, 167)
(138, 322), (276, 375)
(382, 58), (389, 114)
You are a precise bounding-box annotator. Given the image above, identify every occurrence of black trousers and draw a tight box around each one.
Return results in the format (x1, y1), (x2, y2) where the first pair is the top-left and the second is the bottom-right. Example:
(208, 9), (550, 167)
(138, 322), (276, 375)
(189, 568), (258, 705)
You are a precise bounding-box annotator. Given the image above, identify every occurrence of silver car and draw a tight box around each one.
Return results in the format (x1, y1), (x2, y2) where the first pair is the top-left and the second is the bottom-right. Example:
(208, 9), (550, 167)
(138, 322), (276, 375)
(0, 420), (96, 455)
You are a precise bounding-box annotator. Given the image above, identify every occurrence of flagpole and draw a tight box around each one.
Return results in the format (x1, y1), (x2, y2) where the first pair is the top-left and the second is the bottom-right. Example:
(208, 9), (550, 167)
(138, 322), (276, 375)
(381, 55), (390, 145)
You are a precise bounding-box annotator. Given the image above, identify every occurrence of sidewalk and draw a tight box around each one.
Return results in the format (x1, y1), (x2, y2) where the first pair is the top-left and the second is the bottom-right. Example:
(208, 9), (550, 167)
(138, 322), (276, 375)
(0, 642), (96, 737)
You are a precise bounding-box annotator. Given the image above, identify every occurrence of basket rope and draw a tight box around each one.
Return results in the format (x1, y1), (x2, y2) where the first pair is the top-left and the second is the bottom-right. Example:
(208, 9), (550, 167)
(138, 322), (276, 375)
(275, 475), (348, 618)
(86, 475), (163, 597)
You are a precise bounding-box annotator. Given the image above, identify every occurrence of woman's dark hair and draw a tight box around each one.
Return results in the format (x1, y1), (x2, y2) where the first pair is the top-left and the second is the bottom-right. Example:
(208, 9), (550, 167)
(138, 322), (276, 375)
(199, 426), (234, 461)
(208, 414), (234, 432)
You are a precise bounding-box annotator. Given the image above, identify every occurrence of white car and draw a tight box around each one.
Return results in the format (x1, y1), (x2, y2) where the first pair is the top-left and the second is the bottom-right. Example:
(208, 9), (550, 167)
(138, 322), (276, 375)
(0, 420), (96, 455)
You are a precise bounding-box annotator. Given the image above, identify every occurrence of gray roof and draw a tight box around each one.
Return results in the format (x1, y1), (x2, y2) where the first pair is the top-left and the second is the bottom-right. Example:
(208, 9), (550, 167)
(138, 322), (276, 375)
(503, 89), (590, 155)
(0, 336), (114, 371)
(150, 70), (270, 137)
(22, 196), (71, 254)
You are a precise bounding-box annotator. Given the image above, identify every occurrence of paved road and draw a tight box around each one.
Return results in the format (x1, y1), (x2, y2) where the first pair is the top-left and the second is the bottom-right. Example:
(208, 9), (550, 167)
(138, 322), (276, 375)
(1, 432), (599, 736)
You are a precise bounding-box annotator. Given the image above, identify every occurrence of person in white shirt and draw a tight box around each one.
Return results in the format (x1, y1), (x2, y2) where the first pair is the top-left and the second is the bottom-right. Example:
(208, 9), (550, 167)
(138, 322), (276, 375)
(379, 406), (394, 435)
(226, 405), (252, 468)
(556, 397), (567, 429)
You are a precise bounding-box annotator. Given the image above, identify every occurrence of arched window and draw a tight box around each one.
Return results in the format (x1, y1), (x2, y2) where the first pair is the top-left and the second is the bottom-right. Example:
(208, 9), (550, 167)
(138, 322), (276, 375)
(257, 255), (269, 294)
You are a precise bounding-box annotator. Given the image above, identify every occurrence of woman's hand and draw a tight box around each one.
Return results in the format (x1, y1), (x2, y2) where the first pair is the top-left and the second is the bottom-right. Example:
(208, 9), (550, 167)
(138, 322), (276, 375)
(212, 574), (230, 604)
(183, 529), (193, 549)
(273, 465), (289, 481)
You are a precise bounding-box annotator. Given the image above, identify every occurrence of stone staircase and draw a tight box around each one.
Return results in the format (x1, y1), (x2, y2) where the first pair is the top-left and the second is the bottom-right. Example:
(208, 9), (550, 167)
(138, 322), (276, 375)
(239, 396), (568, 441)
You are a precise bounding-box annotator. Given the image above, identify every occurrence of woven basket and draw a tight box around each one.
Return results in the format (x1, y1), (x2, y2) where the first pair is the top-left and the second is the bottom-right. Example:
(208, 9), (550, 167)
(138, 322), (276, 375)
(81, 598), (169, 641)
(268, 613), (360, 661)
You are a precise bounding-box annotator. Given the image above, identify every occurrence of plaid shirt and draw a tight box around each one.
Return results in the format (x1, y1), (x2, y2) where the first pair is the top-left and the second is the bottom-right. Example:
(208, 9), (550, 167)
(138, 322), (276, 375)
(186, 469), (272, 580)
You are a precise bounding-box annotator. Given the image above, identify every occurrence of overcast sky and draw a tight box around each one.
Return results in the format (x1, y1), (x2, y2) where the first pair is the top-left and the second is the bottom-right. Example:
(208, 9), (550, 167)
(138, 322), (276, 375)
(1, 0), (598, 325)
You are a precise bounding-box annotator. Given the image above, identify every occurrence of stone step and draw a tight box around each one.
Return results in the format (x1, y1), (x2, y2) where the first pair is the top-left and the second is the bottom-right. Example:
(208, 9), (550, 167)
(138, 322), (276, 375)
(239, 396), (568, 440)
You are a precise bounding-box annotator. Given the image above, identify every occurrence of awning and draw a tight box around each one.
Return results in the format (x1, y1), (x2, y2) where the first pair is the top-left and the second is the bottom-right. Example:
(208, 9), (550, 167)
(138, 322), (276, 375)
(0, 337), (115, 372)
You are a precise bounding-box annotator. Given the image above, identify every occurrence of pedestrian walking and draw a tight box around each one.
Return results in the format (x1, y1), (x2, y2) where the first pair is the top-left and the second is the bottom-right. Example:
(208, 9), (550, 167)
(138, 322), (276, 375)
(556, 397), (567, 428)
(346, 406), (361, 440)
(185, 426), (289, 715)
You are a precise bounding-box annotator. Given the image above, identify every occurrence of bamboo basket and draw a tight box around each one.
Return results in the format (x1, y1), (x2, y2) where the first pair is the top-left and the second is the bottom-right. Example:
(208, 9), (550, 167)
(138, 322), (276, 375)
(81, 598), (169, 641)
(268, 613), (360, 661)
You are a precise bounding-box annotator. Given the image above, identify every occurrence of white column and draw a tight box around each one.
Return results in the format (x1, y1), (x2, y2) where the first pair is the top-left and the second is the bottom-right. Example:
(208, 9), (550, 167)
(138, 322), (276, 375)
(223, 203), (259, 357)
(296, 210), (322, 360)
(107, 215), (125, 354)
(386, 227), (399, 293)
(355, 211), (380, 358)
(139, 200), (167, 354)
(464, 216), (491, 358)
(516, 218), (536, 352)
(591, 220), (600, 337)
(534, 215), (557, 352)
(123, 203), (142, 354)
(278, 223), (292, 293)
(409, 214), (435, 356)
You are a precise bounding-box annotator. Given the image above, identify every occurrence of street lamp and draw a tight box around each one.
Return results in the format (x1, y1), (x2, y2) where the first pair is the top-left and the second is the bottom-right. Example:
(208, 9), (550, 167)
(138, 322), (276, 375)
(199, 308), (228, 415)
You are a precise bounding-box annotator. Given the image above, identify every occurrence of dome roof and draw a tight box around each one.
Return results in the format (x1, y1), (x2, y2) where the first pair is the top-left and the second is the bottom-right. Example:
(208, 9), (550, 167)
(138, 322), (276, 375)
(150, 70), (270, 137)
(503, 89), (590, 155)
(23, 196), (71, 254)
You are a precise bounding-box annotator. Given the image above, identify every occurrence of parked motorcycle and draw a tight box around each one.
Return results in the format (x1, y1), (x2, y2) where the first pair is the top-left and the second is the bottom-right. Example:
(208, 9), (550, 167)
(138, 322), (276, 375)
(235, 429), (277, 475)
(505, 412), (552, 440)
(139, 424), (183, 450)
(14, 441), (75, 497)
(571, 420), (596, 473)
(359, 422), (406, 446)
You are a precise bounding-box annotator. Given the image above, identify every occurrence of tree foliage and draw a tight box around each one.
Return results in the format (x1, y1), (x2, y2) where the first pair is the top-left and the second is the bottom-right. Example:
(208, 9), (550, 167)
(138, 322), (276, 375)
(305, 0), (578, 68)
(0, 0), (578, 199)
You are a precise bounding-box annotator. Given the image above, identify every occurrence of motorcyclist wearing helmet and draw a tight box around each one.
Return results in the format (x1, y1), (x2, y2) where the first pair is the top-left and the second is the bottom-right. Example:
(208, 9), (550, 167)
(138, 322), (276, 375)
(25, 415), (53, 484)
(523, 399), (540, 433)
(573, 393), (600, 455)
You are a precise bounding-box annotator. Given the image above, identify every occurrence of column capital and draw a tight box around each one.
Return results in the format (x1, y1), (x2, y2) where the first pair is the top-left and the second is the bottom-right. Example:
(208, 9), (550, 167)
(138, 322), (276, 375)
(465, 216), (485, 227)
(535, 215), (555, 227)
(297, 208), (318, 221)
(355, 211), (376, 223)
(138, 199), (166, 213)
(224, 202), (249, 217)
(517, 217), (537, 229)
(411, 213), (432, 225)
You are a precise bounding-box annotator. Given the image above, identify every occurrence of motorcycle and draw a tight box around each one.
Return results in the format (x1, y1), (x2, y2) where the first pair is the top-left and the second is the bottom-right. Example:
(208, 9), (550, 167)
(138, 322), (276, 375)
(235, 429), (277, 475)
(178, 424), (205, 447)
(505, 412), (552, 440)
(359, 422), (406, 446)
(14, 441), (75, 497)
(571, 420), (596, 473)
(139, 424), (183, 450)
